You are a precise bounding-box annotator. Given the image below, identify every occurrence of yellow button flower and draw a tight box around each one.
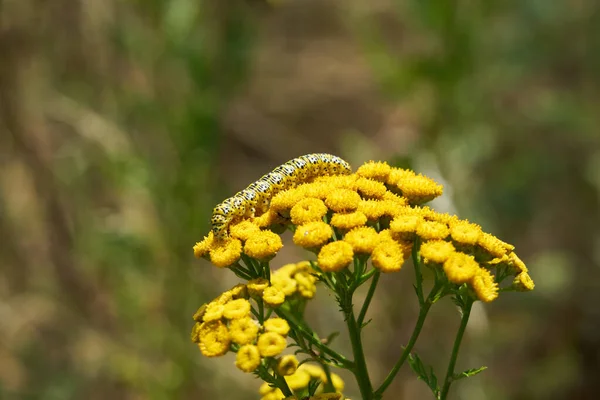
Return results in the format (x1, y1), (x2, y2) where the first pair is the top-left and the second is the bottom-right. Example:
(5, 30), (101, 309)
(317, 241), (354, 272)
(228, 283), (248, 299)
(472, 268), (499, 302)
(356, 160), (392, 182)
(390, 215), (421, 240)
(508, 252), (528, 273)
(284, 369), (311, 390)
(193, 232), (215, 258)
(293, 221), (333, 248)
(262, 286), (285, 307)
(263, 317), (290, 336)
(330, 211), (368, 230)
(235, 344), (261, 372)
(247, 278), (270, 296)
(357, 200), (388, 220)
(449, 219), (481, 246)
(329, 372), (345, 392)
(513, 271), (535, 291)
(198, 320), (230, 357)
(202, 302), (225, 322)
(325, 188), (362, 212)
(477, 232), (511, 258)
(343, 226), (380, 254)
(295, 272), (317, 299)
(209, 237), (242, 268)
(416, 220), (450, 241)
(257, 332), (287, 357)
(230, 220), (261, 241)
(229, 317), (259, 345)
(300, 364), (327, 381)
(223, 298), (251, 319)
(244, 230), (283, 261)
(372, 241), (406, 273)
(290, 198), (328, 225)
(271, 274), (298, 296)
(277, 354), (299, 376)
(420, 240), (456, 264)
(252, 209), (281, 228)
(355, 177), (388, 199)
(387, 168), (443, 204)
(443, 252), (479, 284)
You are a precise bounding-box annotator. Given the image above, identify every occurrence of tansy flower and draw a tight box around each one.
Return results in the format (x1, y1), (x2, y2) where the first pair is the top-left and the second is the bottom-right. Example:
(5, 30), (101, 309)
(270, 188), (304, 213)
(343, 226), (380, 254)
(261, 389), (284, 400)
(325, 188), (362, 212)
(262, 286), (285, 307)
(330, 211), (368, 230)
(271, 274), (298, 296)
(477, 232), (510, 259)
(449, 219), (481, 246)
(257, 332), (287, 357)
(372, 241), (406, 272)
(229, 317), (259, 345)
(356, 160), (392, 181)
(318, 241), (354, 272)
(387, 168), (443, 204)
(329, 372), (345, 392)
(472, 268), (499, 302)
(508, 252), (528, 274)
(443, 252), (479, 284)
(284, 369), (311, 390)
(357, 200), (388, 220)
(381, 199), (408, 218)
(252, 209), (281, 228)
(228, 283), (248, 299)
(416, 220), (450, 241)
(209, 238), (242, 268)
(293, 221), (333, 248)
(235, 344), (261, 372)
(277, 355), (299, 376)
(420, 240), (456, 264)
(263, 318), (290, 336)
(229, 220), (261, 241)
(193, 232), (215, 258)
(202, 302), (225, 322)
(259, 382), (276, 396)
(247, 278), (270, 296)
(223, 298), (251, 319)
(378, 229), (396, 245)
(290, 198), (328, 225)
(198, 321), (230, 357)
(513, 271), (535, 291)
(244, 230), (283, 261)
(355, 177), (388, 199)
(294, 272), (317, 298)
(390, 215), (421, 240)
(301, 182), (331, 199)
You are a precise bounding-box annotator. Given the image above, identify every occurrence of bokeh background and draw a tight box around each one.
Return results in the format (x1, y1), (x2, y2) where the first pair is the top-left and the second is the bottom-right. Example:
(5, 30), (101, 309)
(1, 0), (599, 399)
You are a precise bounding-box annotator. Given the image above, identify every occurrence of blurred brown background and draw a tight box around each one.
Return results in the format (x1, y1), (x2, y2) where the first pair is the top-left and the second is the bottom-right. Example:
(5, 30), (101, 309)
(1, 0), (599, 399)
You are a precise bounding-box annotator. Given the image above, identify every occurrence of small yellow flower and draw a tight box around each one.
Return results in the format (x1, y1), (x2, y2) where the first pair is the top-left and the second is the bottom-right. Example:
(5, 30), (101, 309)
(290, 198), (328, 225)
(416, 220), (450, 241)
(223, 298), (251, 319)
(420, 240), (456, 264)
(329, 372), (345, 392)
(387, 168), (443, 204)
(259, 382), (275, 396)
(229, 317), (260, 345)
(318, 241), (354, 272)
(372, 241), (406, 272)
(285, 369), (311, 390)
(316, 174), (357, 189)
(330, 211), (368, 230)
(508, 252), (528, 274)
(472, 268), (499, 302)
(449, 219), (481, 246)
(277, 355), (299, 376)
(443, 252), (479, 284)
(262, 286), (286, 307)
(293, 221), (333, 248)
(301, 182), (331, 199)
(355, 177), (388, 199)
(229, 220), (261, 241)
(253, 209), (281, 228)
(312, 394), (343, 400)
(235, 344), (261, 372)
(325, 188), (362, 212)
(300, 364), (327, 381)
(193, 232), (215, 258)
(247, 278), (270, 296)
(228, 283), (248, 299)
(202, 302), (225, 322)
(357, 200), (388, 220)
(390, 215), (421, 240)
(244, 230), (283, 260)
(257, 332), (287, 357)
(264, 318), (290, 336)
(261, 389), (284, 400)
(269, 188), (304, 212)
(356, 160), (392, 182)
(271, 274), (298, 296)
(295, 271), (317, 299)
(209, 237), (242, 268)
(198, 320), (230, 357)
(513, 271), (535, 291)
(477, 232), (510, 258)
(343, 226), (380, 254)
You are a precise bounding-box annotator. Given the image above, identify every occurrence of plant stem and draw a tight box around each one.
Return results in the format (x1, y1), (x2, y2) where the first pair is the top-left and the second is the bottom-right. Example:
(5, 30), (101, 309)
(412, 238), (425, 306)
(357, 269), (380, 328)
(346, 308), (373, 399)
(440, 299), (473, 400)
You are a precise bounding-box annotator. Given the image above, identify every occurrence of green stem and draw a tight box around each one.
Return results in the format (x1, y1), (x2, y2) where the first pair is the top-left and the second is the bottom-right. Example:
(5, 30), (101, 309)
(412, 238), (425, 306)
(357, 269), (380, 328)
(440, 299), (473, 400)
(346, 309), (373, 399)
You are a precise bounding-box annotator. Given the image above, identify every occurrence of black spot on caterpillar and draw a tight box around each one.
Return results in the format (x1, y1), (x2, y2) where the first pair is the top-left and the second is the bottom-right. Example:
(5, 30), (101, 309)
(211, 153), (352, 238)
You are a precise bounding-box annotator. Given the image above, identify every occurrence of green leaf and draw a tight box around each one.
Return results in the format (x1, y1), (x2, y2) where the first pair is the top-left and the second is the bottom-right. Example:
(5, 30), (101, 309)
(408, 353), (440, 395)
(453, 366), (488, 381)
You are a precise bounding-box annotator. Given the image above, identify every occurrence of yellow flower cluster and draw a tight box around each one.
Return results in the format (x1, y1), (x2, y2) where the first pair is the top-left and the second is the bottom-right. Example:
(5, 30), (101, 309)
(259, 363), (345, 400)
(271, 261), (319, 299)
(191, 284), (291, 372)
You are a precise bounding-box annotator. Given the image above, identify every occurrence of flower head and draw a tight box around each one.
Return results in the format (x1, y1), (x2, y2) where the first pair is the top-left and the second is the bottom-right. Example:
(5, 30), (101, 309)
(223, 298), (251, 319)
(390, 215), (421, 240)
(247, 278), (270, 296)
(449, 219), (481, 246)
(330, 211), (368, 230)
(355, 177), (388, 199)
(193, 232), (215, 258)
(472, 268), (499, 302)
(420, 240), (455, 264)
(372, 241), (406, 272)
(290, 198), (328, 225)
(235, 344), (261, 372)
(257, 332), (287, 357)
(513, 271), (535, 291)
(318, 241), (354, 272)
(262, 286), (286, 307)
(229, 220), (261, 241)
(387, 168), (443, 204)
(198, 320), (230, 357)
(416, 220), (450, 241)
(263, 317), (290, 336)
(229, 317), (259, 345)
(244, 230), (283, 261)
(277, 355), (299, 376)
(356, 160), (392, 182)
(343, 226), (380, 254)
(293, 221), (333, 248)
(209, 238), (242, 268)
(443, 252), (479, 284)
(325, 188), (362, 212)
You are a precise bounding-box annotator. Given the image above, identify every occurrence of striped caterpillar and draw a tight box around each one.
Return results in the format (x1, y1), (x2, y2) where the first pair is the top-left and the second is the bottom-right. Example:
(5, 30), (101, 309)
(211, 153), (352, 238)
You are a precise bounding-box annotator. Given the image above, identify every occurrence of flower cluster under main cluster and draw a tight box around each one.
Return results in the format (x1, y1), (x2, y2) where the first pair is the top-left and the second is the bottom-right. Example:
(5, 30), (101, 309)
(260, 363), (345, 400)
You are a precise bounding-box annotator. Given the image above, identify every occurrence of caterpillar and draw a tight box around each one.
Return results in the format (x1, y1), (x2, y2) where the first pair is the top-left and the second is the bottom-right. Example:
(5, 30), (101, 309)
(211, 153), (352, 238)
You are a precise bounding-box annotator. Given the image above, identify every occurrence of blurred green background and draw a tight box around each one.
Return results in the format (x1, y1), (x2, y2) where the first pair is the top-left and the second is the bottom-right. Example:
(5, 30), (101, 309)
(1, 0), (599, 399)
